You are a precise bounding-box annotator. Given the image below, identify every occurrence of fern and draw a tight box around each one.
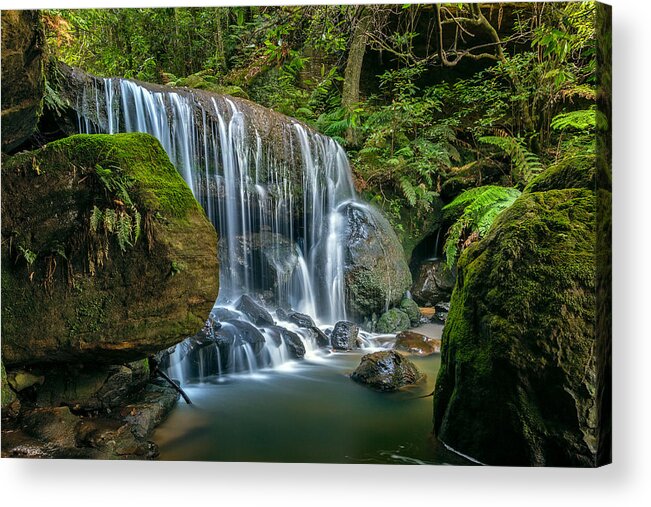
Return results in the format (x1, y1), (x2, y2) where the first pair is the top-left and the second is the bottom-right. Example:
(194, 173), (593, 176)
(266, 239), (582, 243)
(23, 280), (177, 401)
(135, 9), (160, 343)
(116, 212), (133, 252)
(399, 177), (417, 206)
(479, 135), (544, 184)
(550, 108), (596, 131)
(90, 206), (103, 233)
(103, 208), (117, 233)
(18, 245), (37, 266)
(443, 185), (521, 267)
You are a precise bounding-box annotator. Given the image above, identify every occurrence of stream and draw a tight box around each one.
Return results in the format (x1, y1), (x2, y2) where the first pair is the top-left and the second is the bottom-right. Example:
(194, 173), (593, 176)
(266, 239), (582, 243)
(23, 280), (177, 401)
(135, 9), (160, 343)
(153, 325), (472, 465)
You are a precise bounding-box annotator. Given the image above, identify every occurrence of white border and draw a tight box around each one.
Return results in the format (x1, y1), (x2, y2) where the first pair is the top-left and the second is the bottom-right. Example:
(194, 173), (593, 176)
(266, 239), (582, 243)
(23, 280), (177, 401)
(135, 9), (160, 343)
(2, 1), (650, 505)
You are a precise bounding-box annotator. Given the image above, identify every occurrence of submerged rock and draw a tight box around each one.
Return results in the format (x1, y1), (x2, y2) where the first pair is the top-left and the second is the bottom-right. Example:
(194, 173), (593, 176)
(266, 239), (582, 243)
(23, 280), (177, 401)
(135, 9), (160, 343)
(330, 321), (359, 351)
(1, 10), (45, 152)
(433, 184), (600, 466)
(235, 295), (275, 327)
(376, 308), (411, 334)
(342, 203), (412, 319)
(411, 259), (456, 307)
(1, 133), (219, 366)
(351, 351), (422, 391)
(394, 331), (441, 356)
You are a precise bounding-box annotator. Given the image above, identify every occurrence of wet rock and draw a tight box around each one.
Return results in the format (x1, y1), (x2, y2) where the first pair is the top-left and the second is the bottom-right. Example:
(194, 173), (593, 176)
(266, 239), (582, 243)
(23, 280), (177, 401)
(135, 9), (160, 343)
(222, 319), (267, 354)
(76, 417), (154, 458)
(351, 351), (423, 391)
(235, 295), (275, 326)
(305, 327), (330, 348)
(264, 325), (306, 359)
(1, 134), (218, 366)
(433, 301), (450, 323)
(288, 311), (316, 329)
(342, 202), (412, 319)
(1, 10), (45, 152)
(212, 307), (241, 322)
(411, 259), (456, 307)
(376, 308), (411, 334)
(120, 382), (179, 439)
(394, 331), (441, 356)
(330, 321), (359, 351)
(399, 297), (421, 326)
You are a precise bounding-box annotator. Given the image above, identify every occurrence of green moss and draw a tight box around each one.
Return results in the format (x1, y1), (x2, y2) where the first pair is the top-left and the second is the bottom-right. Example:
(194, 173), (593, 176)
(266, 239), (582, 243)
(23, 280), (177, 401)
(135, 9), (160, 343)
(1, 361), (18, 409)
(34, 133), (201, 220)
(376, 308), (411, 334)
(399, 297), (421, 326)
(433, 188), (598, 466)
(525, 154), (596, 193)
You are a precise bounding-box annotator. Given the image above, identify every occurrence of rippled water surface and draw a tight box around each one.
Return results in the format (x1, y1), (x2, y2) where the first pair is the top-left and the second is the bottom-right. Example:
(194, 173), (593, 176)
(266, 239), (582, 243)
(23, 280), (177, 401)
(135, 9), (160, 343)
(153, 347), (473, 465)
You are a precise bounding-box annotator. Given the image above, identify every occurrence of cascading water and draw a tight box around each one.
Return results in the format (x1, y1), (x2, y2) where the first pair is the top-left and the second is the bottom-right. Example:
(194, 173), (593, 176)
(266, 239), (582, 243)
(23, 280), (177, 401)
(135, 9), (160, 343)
(75, 76), (383, 381)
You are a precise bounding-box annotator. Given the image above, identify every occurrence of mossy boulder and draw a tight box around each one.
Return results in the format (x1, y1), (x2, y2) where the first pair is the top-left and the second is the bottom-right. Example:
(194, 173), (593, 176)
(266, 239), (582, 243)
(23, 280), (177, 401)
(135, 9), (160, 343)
(343, 203), (412, 319)
(376, 308), (411, 334)
(1, 10), (45, 152)
(433, 188), (599, 466)
(399, 297), (421, 326)
(525, 155), (596, 193)
(1, 133), (219, 366)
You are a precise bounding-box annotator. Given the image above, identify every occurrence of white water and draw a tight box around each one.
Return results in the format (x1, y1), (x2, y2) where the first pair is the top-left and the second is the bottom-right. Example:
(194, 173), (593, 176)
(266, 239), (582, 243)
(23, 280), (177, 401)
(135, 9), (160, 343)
(75, 77), (388, 381)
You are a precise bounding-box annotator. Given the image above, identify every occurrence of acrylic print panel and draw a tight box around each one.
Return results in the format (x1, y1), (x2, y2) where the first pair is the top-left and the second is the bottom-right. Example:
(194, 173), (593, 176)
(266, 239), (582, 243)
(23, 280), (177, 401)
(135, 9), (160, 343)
(0, 2), (611, 467)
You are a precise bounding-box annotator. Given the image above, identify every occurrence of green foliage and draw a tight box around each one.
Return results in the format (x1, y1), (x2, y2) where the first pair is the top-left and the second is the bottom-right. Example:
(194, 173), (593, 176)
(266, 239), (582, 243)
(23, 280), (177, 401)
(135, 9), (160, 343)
(18, 246), (37, 266)
(551, 108), (596, 132)
(479, 135), (544, 185)
(442, 186), (522, 267)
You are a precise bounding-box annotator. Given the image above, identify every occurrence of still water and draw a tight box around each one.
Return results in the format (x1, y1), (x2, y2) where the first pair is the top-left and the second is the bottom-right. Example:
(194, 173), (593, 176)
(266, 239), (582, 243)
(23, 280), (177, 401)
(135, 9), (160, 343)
(153, 349), (473, 465)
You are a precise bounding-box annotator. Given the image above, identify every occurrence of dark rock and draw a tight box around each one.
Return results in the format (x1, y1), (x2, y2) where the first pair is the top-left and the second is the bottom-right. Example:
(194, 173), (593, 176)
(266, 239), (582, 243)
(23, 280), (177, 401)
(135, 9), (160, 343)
(212, 307), (241, 322)
(35, 360), (150, 411)
(342, 202), (412, 319)
(399, 297), (421, 326)
(394, 331), (441, 356)
(306, 327), (330, 348)
(1, 10), (45, 152)
(376, 308), (411, 334)
(21, 406), (80, 448)
(120, 382), (179, 439)
(276, 308), (290, 321)
(264, 325), (306, 359)
(433, 302), (450, 323)
(330, 321), (359, 351)
(235, 295), (275, 326)
(1, 134), (219, 366)
(433, 188), (600, 466)
(411, 259), (456, 307)
(222, 319), (267, 354)
(288, 311), (316, 329)
(351, 351), (423, 391)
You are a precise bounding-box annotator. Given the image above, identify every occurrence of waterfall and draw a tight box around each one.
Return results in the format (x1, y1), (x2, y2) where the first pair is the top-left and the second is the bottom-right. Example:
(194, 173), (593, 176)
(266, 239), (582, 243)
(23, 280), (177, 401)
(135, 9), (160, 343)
(75, 76), (366, 380)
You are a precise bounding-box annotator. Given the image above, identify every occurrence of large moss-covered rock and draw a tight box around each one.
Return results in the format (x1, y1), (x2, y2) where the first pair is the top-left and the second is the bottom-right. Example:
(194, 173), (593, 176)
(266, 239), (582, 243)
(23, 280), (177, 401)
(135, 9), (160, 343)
(1, 133), (219, 366)
(343, 203), (412, 319)
(433, 187), (598, 466)
(351, 350), (423, 391)
(1, 10), (45, 152)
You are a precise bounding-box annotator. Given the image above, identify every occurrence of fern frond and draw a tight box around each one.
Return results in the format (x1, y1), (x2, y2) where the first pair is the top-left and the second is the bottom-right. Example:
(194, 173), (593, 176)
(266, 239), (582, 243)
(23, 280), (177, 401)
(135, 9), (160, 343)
(116, 212), (133, 252)
(399, 177), (417, 207)
(479, 135), (544, 184)
(90, 206), (103, 233)
(550, 108), (596, 131)
(103, 208), (117, 233)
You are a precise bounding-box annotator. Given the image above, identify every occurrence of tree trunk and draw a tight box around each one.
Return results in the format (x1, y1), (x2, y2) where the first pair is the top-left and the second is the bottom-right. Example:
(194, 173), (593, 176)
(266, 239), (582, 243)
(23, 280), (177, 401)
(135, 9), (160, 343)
(342, 8), (371, 144)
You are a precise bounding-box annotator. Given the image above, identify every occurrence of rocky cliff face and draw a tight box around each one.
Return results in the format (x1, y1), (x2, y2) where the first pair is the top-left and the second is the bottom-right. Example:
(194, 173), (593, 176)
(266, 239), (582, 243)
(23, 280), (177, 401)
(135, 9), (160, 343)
(433, 158), (602, 466)
(1, 10), (45, 152)
(1, 132), (219, 366)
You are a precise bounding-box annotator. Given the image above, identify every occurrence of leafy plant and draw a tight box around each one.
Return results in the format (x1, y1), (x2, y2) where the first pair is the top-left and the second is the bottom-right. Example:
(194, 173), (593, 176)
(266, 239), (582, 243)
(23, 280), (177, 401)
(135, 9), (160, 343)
(479, 134), (544, 185)
(442, 185), (521, 267)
